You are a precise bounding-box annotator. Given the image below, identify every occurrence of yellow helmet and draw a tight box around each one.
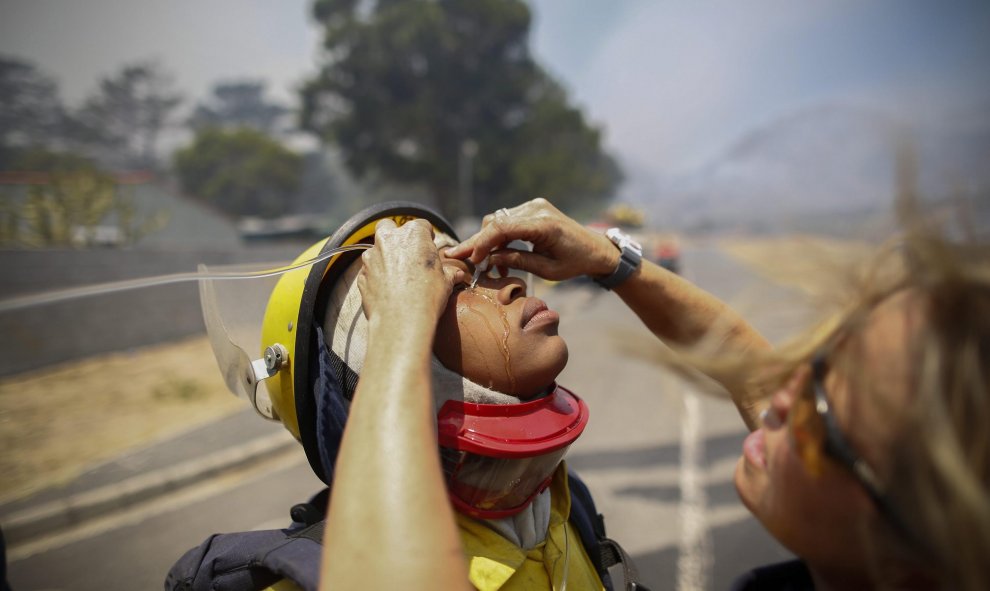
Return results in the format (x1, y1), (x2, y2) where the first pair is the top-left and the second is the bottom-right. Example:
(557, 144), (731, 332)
(201, 201), (457, 483)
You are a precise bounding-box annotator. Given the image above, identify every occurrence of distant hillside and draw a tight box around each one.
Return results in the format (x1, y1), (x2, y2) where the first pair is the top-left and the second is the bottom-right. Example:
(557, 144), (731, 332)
(638, 103), (990, 237)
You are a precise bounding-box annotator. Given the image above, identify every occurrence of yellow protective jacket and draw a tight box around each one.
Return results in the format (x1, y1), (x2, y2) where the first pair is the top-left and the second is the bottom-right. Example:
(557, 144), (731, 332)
(457, 466), (605, 591)
(263, 466), (603, 591)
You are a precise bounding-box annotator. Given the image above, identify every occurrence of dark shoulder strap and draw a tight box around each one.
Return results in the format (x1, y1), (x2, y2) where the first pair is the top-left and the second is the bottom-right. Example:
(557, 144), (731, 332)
(567, 470), (651, 591)
(566, 470), (608, 569)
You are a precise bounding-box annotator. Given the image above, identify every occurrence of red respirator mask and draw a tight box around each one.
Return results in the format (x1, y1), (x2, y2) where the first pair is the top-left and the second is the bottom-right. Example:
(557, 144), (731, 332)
(437, 384), (589, 520)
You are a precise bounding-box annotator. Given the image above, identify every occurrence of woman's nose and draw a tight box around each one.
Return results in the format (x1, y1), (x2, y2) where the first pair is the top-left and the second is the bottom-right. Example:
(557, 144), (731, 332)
(765, 366), (810, 429)
(487, 277), (526, 305)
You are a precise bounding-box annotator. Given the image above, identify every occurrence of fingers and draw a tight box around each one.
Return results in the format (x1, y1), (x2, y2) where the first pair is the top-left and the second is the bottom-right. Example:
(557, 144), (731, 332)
(447, 201), (530, 260)
(357, 266), (368, 292)
(375, 218), (397, 233)
(365, 216), (463, 313)
(480, 204), (518, 228)
(356, 266), (372, 317)
(373, 217), (435, 245)
(404, 217), (435, 239)
(367, 218), (443, 270)
(478, 198), (552, 227)
(447, 217), (543, 264)
(446, 198), (564, 264)
(488, 248), (557, 280)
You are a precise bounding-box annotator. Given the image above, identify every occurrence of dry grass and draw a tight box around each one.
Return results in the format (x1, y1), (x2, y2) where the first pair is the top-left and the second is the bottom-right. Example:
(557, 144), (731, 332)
(0, 336), (242, 503)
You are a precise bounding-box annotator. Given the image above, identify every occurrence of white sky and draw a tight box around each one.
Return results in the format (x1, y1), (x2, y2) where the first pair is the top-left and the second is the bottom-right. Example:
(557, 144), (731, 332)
(2, 0), (988, 197)
(0, 0), (321, 105)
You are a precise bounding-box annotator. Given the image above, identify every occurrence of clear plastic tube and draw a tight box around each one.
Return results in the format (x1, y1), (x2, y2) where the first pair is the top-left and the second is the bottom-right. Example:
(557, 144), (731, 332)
(0, 244), (372, 313)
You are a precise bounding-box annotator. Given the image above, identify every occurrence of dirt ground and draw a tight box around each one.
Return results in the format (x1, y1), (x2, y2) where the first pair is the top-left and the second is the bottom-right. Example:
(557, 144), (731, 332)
(0, 236), (873, 504)
(0, 336), (242, 503)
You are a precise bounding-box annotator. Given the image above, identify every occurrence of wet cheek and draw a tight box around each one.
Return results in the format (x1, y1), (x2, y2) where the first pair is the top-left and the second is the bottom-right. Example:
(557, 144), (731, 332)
(454, 305), (498, 386)
(433, 309), (459, 364)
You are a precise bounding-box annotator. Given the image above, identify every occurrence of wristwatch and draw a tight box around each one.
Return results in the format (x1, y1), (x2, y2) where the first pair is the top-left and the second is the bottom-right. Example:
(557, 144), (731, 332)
(594, 228), (643, 290)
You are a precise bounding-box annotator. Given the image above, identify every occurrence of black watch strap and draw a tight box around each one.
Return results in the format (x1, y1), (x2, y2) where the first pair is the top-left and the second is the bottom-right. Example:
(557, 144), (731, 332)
(594, 228), (642, 290)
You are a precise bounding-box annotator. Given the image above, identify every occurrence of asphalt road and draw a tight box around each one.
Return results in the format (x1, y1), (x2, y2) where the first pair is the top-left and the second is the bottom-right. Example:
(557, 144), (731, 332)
(8, 245), (812, 591)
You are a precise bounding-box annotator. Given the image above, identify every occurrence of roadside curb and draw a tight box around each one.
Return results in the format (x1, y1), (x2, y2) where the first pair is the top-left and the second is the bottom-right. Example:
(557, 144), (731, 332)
(3, 431), (296, 545)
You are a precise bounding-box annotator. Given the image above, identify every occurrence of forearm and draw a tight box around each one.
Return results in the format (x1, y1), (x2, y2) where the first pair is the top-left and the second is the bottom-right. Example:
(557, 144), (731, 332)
(615, 259), (766, 349)
(614, 259), (771, 428)
(320, 317), (468, 590)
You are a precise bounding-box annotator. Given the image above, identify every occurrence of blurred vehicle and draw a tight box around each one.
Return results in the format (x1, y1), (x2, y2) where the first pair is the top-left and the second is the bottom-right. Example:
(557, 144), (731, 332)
(603, 203), (645, 228)
(654, 238), (681, 274)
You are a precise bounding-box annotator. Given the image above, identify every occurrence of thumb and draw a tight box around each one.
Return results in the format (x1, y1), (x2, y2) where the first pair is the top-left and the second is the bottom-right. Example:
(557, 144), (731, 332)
(442, 264), (466, 287)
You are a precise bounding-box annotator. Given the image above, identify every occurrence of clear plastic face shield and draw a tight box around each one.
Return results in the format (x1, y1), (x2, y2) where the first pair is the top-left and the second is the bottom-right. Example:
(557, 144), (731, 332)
(197, 245), (370, 419)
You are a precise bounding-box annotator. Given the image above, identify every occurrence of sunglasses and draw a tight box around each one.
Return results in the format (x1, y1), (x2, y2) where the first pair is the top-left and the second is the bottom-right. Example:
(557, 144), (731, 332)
(790, 350), (916, 543)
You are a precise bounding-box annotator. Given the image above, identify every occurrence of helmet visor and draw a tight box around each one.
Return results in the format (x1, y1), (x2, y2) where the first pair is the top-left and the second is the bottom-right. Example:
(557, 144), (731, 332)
(199, 261), (287, 419)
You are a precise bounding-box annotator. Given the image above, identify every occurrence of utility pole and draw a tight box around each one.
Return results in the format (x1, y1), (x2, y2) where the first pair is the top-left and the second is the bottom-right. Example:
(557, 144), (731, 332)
(458, 139), (478, 219)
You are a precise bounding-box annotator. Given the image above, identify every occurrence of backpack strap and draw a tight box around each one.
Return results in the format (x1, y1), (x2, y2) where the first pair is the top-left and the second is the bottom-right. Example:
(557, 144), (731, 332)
(567, 470), (651, 591)
(165, 521), (325, 591)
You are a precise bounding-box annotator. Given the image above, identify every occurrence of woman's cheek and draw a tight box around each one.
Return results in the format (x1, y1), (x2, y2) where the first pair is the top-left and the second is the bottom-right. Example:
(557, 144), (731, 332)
(454, 307), (500, 388)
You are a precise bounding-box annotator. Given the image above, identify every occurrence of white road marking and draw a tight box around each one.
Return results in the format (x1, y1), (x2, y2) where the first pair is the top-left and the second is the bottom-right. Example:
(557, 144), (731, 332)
(676, 390), (712, 591)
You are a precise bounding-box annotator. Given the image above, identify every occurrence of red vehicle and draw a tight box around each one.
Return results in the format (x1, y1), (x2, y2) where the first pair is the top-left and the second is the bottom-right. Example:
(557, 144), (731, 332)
(655, 239), (681, 274)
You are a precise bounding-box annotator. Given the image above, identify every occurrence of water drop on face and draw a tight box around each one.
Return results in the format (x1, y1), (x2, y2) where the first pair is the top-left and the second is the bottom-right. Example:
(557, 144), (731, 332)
(473, 290), (516, 394)
(456, 303), (496, 383)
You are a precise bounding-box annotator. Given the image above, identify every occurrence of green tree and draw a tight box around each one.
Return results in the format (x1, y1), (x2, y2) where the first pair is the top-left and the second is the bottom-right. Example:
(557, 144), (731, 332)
(506, 76), (622, 217)
(173, 127), (303, 218)
(0, 56), (70, 168)
(0, 164), (169, 248)
(189, 80), (289, 136)
(76, 60), (183, 169)
(301, 0), (621, 218)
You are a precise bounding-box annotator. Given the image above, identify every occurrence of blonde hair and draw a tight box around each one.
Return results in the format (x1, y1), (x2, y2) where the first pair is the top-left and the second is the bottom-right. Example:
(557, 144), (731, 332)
(878, 202), (990, 590)
(655, 153), (990, 588)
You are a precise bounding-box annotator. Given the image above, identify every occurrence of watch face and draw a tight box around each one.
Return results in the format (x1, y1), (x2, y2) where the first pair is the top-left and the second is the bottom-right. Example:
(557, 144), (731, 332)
(607, 228), (642, 255)
(626, 237), (643, 255)
(597, 227), (643, 289)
